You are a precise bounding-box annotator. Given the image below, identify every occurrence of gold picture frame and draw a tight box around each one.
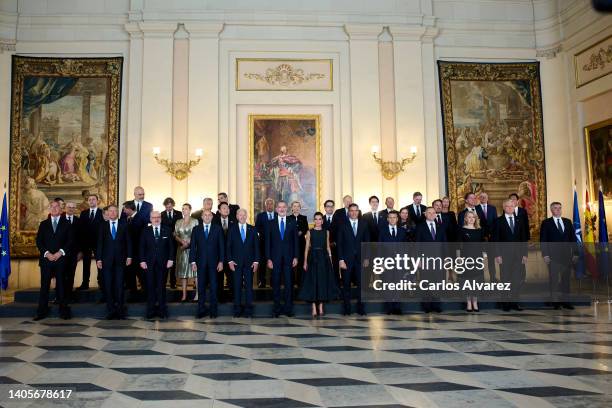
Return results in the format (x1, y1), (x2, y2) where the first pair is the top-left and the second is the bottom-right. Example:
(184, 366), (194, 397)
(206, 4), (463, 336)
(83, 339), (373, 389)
(9, 56), (123, 257)
(248, 114), (322, 224)
(584, 118), (612, 201)
(438, 61), (546, 239)
(236, 58), (333, 91)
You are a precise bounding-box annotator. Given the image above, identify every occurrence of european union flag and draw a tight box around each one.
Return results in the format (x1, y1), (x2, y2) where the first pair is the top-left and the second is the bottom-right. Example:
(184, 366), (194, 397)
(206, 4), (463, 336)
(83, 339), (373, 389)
(0, 191), (10, 290)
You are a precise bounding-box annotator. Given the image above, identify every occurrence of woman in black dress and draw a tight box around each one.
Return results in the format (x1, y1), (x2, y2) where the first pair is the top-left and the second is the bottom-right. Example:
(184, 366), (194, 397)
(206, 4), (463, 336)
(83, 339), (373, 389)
(298, 212), (339, 317)
(398, 207), (416, 242)
(458, 210), (485, 312)
(442, 196), (458, 242)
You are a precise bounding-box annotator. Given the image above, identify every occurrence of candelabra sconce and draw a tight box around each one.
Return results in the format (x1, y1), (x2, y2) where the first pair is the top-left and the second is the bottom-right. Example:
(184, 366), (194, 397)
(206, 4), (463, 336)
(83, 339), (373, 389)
(153, 147), (203, 181)
(371, 145), (417, 180)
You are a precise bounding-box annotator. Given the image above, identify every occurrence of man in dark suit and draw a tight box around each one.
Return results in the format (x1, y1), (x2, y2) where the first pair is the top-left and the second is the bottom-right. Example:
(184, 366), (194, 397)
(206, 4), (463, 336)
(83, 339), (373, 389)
(379, 196), (396, 221)
(217, 192), (240, 223)
(190, 210), (225, 318)
(479, 192), (498, 281)
(35, 200), (74, 320)
(255, 198), (276, 288)
(227, 208), (260, 317)
(362, 195), (383, 241)
(322, 199), (340, 285)
(331, 195), (353, 232)
(415, 207), (448, 313)
(337, 203), (370, 315)
(509, 193), (530, 241)
(379, 210), (406, 315)
(140, 211), (175, 319)
(432, 199), (454, 238)
(77, 194), (104, 291)
(457, 192), (488, 230)
(493, 199), (529, 311)
(266, 200), (299, 317)
(289, 201), (309, 287)
(62, 202), (81, 303)
(540, 202), (576, 310)
(122, 201), (144, 300)
(161, 197), (182, 289)
(96, 205), (133, 320)
(121, 186), (153, 230)
(322, 199), (335, 231)
(405, 192), (427, 225)
(214, 202), (234, 302)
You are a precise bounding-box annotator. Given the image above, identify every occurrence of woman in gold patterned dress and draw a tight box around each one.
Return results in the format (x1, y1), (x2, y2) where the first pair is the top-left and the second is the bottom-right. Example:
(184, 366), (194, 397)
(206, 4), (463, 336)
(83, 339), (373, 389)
(174, 203), (199, 302)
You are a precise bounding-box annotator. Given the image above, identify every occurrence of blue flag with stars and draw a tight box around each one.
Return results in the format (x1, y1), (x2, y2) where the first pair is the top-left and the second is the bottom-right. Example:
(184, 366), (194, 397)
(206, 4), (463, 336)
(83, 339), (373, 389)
(0, 191), (10, 290)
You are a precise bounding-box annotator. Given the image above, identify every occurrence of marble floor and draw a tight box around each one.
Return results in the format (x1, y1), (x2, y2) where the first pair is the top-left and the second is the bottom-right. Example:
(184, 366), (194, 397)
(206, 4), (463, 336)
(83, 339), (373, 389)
(0, 305), (611, 408)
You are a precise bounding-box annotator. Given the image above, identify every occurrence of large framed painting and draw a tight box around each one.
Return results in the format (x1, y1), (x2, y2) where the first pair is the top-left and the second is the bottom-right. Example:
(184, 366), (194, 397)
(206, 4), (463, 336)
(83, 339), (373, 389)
(584, 118), (612, 201)
(438, 61), (546, 239)
(9, 56), (123, 257)
(249, 114), (321, 223)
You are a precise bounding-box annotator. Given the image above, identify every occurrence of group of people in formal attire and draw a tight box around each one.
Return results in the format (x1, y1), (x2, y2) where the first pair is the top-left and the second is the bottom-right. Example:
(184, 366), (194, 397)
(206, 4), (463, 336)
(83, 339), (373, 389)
(34, 186), (577, 321)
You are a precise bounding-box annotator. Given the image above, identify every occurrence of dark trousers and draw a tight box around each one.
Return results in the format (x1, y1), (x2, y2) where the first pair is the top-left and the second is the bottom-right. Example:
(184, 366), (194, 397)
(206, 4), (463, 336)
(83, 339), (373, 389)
(146, 262), (167, 315)
(125, 262), (144, 292)
(216, 263), (233, 302)
(487, 256), (497, 282)
(500, 255), (525, 302)
(82, 249), (102, 288)
(257, 242), (268, 285)
(102, 260), (125, 315)
(342, 258), (363, 313)
(233, 264), (254, 314)
(548, 262), (571, 302)
(197, 264), (218, 314)
(165, 264), (177, 287)
(38, 258), (67, 315)
(63, 255), (78, 302)
(271, 257), (293, 314)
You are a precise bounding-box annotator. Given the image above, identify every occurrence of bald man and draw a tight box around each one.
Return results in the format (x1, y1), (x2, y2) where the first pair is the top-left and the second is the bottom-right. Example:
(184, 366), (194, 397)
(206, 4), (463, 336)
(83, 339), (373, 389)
(121, 186), (153, 230)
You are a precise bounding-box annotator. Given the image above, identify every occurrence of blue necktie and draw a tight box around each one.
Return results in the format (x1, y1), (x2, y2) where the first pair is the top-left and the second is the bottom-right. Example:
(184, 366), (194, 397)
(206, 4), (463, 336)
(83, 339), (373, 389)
(205, 224), (209, 239)
(111, 222), (116, 240)
(280, 218), (285, 240)
(352, 221), (357, 237)
(241, 224), (246, 243)
(268, 213), (273, 221)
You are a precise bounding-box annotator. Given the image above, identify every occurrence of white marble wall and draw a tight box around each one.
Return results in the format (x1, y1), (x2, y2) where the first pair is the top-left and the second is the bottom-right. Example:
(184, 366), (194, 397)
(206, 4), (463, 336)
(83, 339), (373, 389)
(0, 0), (611, 287)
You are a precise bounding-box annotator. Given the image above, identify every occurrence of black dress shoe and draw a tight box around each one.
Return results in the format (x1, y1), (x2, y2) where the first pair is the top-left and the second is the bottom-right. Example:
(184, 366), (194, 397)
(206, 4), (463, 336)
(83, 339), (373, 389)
(33, 314), (47, 321)
(60, 308), (72, 320)
(512, 304), (523, 311)
(145, 312), (156, 319)
(258, 282), (265, 288)
(195, 311), (207, 319)
(76, 284), (89, 291)
(159, 312), (168, 319)
(273, 312), (280, 318)
(105, 312), (115, 320)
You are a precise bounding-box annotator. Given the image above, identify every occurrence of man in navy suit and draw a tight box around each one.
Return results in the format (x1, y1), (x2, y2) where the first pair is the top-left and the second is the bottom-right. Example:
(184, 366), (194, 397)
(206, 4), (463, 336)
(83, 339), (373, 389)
(140, 211), (175, 319)
(379, 210), (406, 315)
(266, 200), (299, 317)
(331, 195), (353, 233)
(509, 193), (530, 241)
(405, 192), (427, 225)
(35, 200), (74, 320)
(255, 198), (275, 288)
(362, 195), (383, 241)
(121, 186), (153, 230)
(540, 202), (576, 310)
(217, 192), (240, 223)
(227, 209), (260, 317)
(62, 202), (81, 303)
(77, 193), (104, 291)
(415, 207), (448, 313)
(432, 199), (453, 238)
(96, 205), (133, 320)
(479, 192), (498, 282)
(379, 196), (396, 221)
(337, 203), (370, 315)
(493, 199), (529, 311)
(161, 197), (182, 289)
(322, 199), (340, 285)
(190, 210), (225, 318)
(458, 192), (488, 230)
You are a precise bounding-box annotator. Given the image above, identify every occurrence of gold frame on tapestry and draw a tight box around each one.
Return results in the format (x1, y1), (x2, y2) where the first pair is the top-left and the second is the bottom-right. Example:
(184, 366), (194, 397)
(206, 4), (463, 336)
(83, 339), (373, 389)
(584, 117), (612, 201)
(438, 61), (546, 239)
(248, 114), (322, 225)
(236, 58), (333, 91)
(573, 34), (612, 88)
(9, 56), (122, 258)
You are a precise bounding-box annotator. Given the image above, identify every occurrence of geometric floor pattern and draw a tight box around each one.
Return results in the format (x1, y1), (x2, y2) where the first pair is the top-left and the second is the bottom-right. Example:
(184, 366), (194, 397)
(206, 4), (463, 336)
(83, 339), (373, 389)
(1, 305), (611, 407)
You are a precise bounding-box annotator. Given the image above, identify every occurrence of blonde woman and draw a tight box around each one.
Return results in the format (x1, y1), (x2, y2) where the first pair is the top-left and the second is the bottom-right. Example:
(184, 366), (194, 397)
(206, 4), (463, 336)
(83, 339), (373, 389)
(458, 210), (485, 312)
(174, 203), (199, 302)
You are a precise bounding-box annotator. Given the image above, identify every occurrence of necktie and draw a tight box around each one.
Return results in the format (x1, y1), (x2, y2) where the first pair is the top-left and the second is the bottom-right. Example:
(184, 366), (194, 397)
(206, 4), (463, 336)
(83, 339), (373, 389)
(482, 205), (487, 217)
(280, 218), (285, 240)
(168, 211), (171, 219)
(416, 205), (421, 217)
(241, 224), (246, 242)
(111, 221), (116, 239)
(269, 213), (273, 221)
(437, 214), (442, 224)
(90, 209), (94, 220)
(392, 227), (396, 238)
(136, 202), (141, 212)
(556, 218), (563, 233)
(327, 216), (331, 224)
(204, 224), (209, 239)
(430, 223), (436, 240)
(52, 218), (58, 233)
(154, 226), (159, 239)
(352, 221), (357, 237)
(68, 216), (72, 224)
(223, 218), (227, 230)
(374, 212), (378, 225)
(509, 217), (515, 233)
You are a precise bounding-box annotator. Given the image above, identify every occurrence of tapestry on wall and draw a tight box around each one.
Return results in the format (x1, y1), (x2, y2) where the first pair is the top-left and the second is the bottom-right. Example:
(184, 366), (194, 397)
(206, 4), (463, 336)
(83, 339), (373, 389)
(438, 61), (546, 239)
(9, 56), (123, 257)
(249, 115), (321, 223)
